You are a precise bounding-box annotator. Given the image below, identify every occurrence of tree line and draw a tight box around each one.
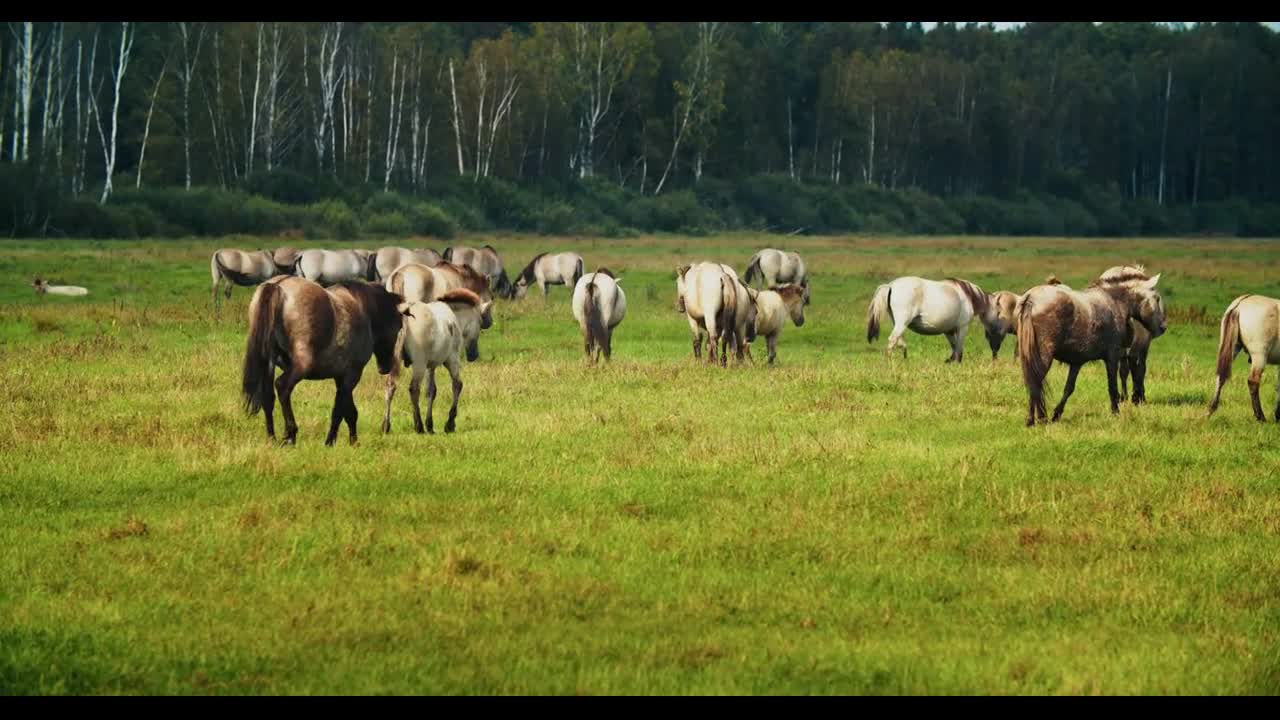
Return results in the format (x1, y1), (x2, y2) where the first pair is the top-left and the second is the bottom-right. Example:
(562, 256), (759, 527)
(3, 21), (1278, 239)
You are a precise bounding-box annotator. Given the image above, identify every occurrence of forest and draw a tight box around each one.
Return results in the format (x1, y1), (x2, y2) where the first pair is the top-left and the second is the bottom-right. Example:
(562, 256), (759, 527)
(2, 21), (1278, 239)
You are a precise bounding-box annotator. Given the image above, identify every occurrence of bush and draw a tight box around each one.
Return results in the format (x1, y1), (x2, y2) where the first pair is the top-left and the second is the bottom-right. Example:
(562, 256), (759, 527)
(306, 199), (360, 240)
(364, 210), (412, 236)
(1242, 203), (1280, 238)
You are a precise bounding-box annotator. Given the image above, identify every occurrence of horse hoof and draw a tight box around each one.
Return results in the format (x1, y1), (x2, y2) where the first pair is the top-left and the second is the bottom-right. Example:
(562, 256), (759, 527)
(444, 424), (456, 434)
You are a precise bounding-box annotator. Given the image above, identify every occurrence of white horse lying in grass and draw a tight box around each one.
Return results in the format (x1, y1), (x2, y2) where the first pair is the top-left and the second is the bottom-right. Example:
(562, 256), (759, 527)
(383, 288), (491, 435)
(33, 278), (88, 297)
(866, 276), (1002, 362)
(572, 269), (627, 363)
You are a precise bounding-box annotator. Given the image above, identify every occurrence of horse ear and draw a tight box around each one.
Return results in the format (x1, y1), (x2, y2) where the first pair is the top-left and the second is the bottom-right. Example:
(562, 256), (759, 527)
(1143, 273), (1161, 289)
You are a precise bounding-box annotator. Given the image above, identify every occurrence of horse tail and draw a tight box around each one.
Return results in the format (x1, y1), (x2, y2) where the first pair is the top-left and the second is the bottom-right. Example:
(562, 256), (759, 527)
(744, 252), (762, 285)
(442, 247), (454, 262)
(866, 283), (891, 343)
(718, 274), (737, 350)
(573, 256), (584, 286)
(1216, 295), (1247, 386)
(242, 282), (281, 416)
(1017, 295), (1049, 418)
(585, 277), (609, 357)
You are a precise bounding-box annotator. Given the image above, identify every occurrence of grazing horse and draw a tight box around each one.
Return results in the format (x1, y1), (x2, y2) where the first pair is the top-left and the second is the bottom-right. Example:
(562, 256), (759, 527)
(511, 252), (585, 299)
(744, 248), (809, 295)
(443, 245), (511, 298)
(572, 269), (627, 363)
(383, 260), (495, 334)
(1017, 274), (1167, 427)
(987, 290), (1022, 360)
(675, 262), (737, 366)
(744, 283), (808, 364)
(32, 278), (89, 297)
(383, 288), (491, 435)
(295, 249), (376, 286)
(866, 277), (1001, 362)
(373, 246), (442, 283)
(1096, 264), (1162, 404)
(241, 276), (404, 446)
(1207, 294), (1280, 422)
(210, 248), (296, 306)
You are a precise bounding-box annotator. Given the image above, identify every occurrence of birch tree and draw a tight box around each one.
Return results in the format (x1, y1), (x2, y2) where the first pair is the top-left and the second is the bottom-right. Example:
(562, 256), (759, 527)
(90, 22), (134, 204)
(135, 53), (169, 188)
(654, 22), (724, 194)
(175, 22), (203, 189)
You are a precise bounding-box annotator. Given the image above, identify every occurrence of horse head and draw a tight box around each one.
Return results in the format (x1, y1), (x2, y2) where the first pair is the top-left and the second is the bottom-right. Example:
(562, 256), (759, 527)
(1131, 274), (1167, 338)
(674, 265), (691, 313)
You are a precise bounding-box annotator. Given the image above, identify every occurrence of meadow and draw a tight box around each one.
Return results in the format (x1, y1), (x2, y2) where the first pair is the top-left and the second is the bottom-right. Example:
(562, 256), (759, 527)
(2, 232), (1279, 695)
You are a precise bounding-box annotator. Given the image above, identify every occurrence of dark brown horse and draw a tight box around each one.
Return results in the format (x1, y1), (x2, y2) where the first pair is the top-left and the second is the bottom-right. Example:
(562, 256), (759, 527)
(1017, 274), (1167, 426)
(241, 276), (404, 446)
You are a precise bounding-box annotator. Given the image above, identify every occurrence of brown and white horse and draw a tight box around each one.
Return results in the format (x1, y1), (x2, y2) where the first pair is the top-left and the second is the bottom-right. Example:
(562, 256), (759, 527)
(443, 245), (511, 298)
(511, 252), (585, 299)
(572, 269), (627, 363)
(210, 248), (297, 306)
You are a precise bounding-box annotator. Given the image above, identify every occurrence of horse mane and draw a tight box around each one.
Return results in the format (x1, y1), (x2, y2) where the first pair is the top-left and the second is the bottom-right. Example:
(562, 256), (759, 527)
(439, 288), (482, 307)
(595, 267), (616, 279)
(946, 278), (990, 316)
(483, 244), (498, 254)
(518, 252), (547, 283)
(770, 284), (806, 301)
(1091, 265), (1150, 288)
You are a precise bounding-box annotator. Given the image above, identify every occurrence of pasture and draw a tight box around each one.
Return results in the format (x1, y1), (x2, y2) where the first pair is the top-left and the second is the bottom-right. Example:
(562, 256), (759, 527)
(2, 232), (1279, 695)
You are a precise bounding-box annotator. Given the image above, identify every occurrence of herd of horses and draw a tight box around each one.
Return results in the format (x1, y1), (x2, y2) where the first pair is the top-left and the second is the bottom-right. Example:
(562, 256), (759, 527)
(209, 241), (1280, 444)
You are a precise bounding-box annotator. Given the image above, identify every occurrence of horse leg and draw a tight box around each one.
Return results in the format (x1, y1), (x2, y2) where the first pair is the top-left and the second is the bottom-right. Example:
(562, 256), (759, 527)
(325, 380), (345, 447)
(1248, 362), (1266, 422)
(426, 367), (438, 434)
(944, 331), (962, 363)
(342, 374), (360, 445)
(382, 373), (397, 434)
(1131, 349), (1148, 405)
(261, 367), (277, 440)
(276, 368), (302, 445)
(1207, 359), (1231, 418)
(1051, 364), (1082, 422)
(444, 359), (463, 433)
(1274, 365), (1280, 423)
(1117, 353), (1130, 401)
(1104, 353), (1122, 415)
(409, 368), (425, 434)
(767, 333), (778, 365)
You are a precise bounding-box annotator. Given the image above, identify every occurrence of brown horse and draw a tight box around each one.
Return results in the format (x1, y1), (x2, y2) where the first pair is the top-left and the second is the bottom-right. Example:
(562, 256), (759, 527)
(241, 276), (404, 446)
(1096, 264), (1162, 404)
(1017, 274), (1167, 426)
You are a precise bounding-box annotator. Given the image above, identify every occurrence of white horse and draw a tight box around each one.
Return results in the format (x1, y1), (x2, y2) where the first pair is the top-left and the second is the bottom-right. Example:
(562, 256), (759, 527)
(383, 288), (491, 435)
(866, 276), (1000, 362)
(32, 278), (89, 297)
(987, 290), (1022, 360)
(382, 261), (495, 351)
(373, 246), (442, 283)
(676, 262), (737, 366)
(1208, 293), (1280, 422)
(511, 252), (585, 299)
(744, 248), (809, 293)
(210, 248), (296, 306)
(295, 249), (376, 286)
(572, 269), (627, 363)
(744, 284), (808, 364)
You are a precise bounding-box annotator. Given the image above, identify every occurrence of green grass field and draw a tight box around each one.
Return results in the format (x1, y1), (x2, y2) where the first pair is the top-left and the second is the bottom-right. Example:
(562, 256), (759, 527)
(2, 232), (1279, 695)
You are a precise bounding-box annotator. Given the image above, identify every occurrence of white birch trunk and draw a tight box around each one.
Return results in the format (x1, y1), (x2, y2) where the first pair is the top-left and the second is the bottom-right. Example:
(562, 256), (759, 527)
(94, 23), (134, 204)
(448, 58), (465, 176)
(135, 56), (168, 188)
(177, 22), (204, 190)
